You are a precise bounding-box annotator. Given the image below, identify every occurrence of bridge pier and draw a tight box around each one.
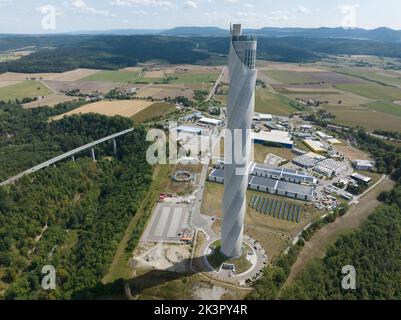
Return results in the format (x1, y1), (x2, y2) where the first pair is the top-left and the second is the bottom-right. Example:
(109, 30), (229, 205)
(91, 148), (96, 161)
(113, 139), (117, 156)
(71, 155), (75, 162)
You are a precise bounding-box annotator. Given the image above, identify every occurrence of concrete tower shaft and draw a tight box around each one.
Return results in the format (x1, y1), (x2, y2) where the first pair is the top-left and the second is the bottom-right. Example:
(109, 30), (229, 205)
(221, 24), (257, 258)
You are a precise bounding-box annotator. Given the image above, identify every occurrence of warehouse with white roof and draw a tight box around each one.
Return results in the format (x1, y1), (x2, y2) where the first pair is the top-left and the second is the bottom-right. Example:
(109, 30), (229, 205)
(198, 117), (222, 127)
(252, 130), (293, 149)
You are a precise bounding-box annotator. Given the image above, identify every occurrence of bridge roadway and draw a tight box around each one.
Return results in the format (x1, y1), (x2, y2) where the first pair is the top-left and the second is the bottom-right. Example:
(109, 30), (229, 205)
(0, 128), (134, 186)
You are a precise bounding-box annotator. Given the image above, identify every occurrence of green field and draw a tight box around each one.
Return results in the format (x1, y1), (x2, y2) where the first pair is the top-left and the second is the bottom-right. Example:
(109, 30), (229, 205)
(276, 89), (338, 95)
(264, 70), (316, 84)
(135, 72), (219, 85)
(82, 70), (141, 82)
(331, 67), (401, 88)
(363, 100), (401, 117)
(336, 83), (401, 100)
(168, 72), (220, 84)
(329, 109), (401, 132)
(255, 88), (299, 115)
(131, 102), (176, 123)
(0, 81), (51, 101)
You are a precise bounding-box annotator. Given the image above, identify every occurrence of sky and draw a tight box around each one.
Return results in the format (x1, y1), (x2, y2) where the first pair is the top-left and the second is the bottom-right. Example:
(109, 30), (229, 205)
(0, 0), (400, 34)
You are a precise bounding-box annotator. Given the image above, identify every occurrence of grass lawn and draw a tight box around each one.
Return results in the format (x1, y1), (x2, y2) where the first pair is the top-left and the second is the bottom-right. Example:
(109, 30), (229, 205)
(0, 80), (51, 101)
(168, 72), (220, 84)
(131, 102), (176, 123)
(201, 182), (322, 236)
(264, 70), (316, 84)
(329, 109), (401, 132)
(135, 72), (219, 85)
(82, 70), (141, 82)
(207, 242), (252, 274)
(333, 67), (401, 88)
(136, 77), (165, 84)
(362, 100), (401, 117)
(215, 94), (227, 104)
(336, 83), (401, 100)
(244, 226), (290, 264)
(255, 88), (298, 116)
(215, 140), (293, 163)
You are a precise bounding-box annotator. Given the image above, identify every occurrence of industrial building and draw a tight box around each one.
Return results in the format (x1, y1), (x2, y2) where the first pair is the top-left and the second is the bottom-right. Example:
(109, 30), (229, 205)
(198, 117), (222, 127)
(209, 168), (315, 201)
(252, 130), (293, 149)
(299, 124), (313, 132)
(249, 163), (316, 186)
(350, 172), (372, 184)
(259, 113), (273, 121)
(313, 158), (348, 178)
(327, 138), (342, 145)
(316, 131), (334, 140)
(181, 112), (202, 122)
(303, 139), (327, 153)
(253, 113), (272, 121)
(292, 152), (326, 168)
(353, 159), (374, 171)
(177, 125), (202, 135)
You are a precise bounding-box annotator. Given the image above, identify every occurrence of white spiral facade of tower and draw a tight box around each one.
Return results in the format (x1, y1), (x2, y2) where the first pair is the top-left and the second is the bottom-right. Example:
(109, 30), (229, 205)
(221, 24), (257, 258)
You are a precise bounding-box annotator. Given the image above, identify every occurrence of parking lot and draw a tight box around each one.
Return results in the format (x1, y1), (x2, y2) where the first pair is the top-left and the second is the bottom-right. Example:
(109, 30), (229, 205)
(141, 203), (189, 243)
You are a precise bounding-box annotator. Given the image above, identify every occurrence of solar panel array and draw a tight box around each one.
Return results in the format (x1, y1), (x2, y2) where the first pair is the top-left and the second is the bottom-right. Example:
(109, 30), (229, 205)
(249, 195), (302, 223)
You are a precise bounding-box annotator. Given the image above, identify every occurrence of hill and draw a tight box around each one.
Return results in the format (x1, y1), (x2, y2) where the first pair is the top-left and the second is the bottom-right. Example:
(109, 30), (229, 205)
(2, 34), (401, 73)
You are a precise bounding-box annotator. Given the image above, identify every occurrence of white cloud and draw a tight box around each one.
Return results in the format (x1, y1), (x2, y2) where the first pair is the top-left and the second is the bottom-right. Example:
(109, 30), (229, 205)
(0, 0), (12, 7)
(267, 10), (291, 22)
(110, 0), (173, 8)
(70, 0), (114, 16)
(236, 10), (257, 18)
(244, 3), (254, 9)
(297, 6), (310, 14)
(183, 0), (198, 9)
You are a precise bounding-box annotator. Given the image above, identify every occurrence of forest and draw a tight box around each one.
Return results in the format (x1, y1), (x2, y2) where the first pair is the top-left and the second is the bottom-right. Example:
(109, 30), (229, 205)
(0, 100), (138, 181)
(3, 34), (401, 73)
(0, 35), (209, 73)
(280, 185), (401, 299)
(0, 102), (152, 299)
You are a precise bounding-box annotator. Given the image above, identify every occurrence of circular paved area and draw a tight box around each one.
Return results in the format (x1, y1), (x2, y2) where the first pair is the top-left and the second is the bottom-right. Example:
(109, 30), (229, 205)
(200, 235), (267, 285)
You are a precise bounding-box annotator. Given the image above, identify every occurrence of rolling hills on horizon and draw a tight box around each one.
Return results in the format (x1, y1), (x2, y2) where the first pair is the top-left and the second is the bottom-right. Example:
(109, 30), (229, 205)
(2, 26), (401, 43)
(51, 26), (401, 43)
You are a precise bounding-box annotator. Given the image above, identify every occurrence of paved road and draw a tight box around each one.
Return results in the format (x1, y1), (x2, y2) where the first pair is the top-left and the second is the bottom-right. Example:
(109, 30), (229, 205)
(0, 128), (134, 186)
(190, 162), (215, 238)
(189, 129), (222, 235)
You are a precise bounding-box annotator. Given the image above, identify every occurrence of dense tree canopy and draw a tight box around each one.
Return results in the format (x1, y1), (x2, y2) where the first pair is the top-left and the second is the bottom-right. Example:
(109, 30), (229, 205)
(0, 102), (152, 299)
(281, 187), (401, 300)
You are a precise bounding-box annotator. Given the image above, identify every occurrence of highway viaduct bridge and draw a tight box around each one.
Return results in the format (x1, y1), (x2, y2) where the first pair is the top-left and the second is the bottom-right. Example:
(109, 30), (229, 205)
(0, 128), (134, 187)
